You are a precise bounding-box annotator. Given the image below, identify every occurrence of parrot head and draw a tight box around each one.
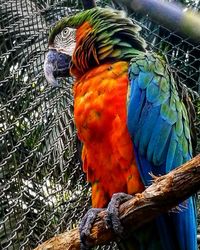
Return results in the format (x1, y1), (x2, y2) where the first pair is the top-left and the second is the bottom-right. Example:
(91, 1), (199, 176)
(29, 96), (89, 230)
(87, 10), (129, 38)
(44, 26), (75, 86)
(44, 7), (146, 85)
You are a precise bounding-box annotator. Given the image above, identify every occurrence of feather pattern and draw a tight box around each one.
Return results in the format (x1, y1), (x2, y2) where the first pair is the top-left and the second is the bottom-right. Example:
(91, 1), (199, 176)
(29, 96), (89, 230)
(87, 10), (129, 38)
(127, 52), (197, 250)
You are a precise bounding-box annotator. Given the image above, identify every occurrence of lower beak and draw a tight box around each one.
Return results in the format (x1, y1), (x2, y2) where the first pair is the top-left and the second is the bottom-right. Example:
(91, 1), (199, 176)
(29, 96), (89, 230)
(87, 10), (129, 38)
(44, 49), (71, 86)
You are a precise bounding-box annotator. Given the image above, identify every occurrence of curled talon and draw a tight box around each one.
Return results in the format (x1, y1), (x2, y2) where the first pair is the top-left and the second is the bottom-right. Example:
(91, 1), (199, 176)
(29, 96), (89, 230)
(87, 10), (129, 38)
(79, 208), (103, 250)
(105, 192), (133, 237)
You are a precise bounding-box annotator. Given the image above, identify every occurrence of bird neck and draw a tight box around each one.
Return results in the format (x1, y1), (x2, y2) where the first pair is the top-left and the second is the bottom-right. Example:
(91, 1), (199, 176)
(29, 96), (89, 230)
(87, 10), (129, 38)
(70, 21), (146, 79)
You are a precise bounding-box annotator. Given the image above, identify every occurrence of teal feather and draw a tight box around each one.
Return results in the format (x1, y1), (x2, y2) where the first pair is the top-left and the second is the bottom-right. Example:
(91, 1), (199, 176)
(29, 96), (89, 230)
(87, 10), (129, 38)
(166, 131), (177, 171)
(172, 143), (184, 167)
(146, 116), (168, 162)
(138, 71), (154, 89)
(154, 59), (165, 76)
(160, 101), (178, 125)
(129, 62), (140, 76)
(169, 95), (176, 111)
(138, 106), (160, 156)
(182, 136), (190, 157)
(146, 81), (160, 102)
(184, 121), (191, 139)
(153, 91), (170, 106)
(153, 123), (171, 165)
(175, 113), (183, 136)
(160, 77), (169, 92)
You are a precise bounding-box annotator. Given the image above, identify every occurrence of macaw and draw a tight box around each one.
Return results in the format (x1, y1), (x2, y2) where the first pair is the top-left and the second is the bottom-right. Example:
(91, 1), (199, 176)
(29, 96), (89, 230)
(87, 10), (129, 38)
(44, 7), (197, 250)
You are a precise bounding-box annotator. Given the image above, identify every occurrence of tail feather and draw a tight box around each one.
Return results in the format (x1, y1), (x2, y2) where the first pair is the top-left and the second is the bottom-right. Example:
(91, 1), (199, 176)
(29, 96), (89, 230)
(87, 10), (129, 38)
(156, 196), (197, 250)
(117, 197), (197, 250)
(170, 197), (197, 250)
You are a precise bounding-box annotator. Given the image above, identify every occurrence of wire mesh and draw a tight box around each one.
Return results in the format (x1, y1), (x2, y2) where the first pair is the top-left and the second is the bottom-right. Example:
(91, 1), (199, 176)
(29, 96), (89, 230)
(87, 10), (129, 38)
(0, 0), (199, 249)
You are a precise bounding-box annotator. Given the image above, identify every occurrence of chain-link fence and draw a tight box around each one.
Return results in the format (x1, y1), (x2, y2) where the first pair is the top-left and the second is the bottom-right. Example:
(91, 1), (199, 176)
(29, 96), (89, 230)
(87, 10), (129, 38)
(0, 0), (200, 249)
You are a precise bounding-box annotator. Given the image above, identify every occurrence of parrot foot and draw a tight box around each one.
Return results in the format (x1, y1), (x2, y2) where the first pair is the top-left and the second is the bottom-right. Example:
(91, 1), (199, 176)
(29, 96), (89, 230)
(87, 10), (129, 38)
(105, 192), (132, 237)
(79, 208), (103, 250)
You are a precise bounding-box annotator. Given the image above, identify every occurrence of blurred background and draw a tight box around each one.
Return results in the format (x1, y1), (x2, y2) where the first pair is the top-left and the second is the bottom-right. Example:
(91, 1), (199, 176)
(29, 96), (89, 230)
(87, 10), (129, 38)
(0, 0), (199, 249)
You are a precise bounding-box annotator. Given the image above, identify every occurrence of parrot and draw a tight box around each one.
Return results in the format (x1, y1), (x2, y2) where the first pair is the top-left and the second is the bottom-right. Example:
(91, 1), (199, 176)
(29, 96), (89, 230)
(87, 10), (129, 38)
(44, 7), (197, 250)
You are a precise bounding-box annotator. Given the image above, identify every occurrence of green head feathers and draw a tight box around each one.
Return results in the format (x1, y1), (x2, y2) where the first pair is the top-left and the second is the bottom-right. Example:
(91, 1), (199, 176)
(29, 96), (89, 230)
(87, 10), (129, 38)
(48, 7), (146, 76)
(49, 7), (146, 52)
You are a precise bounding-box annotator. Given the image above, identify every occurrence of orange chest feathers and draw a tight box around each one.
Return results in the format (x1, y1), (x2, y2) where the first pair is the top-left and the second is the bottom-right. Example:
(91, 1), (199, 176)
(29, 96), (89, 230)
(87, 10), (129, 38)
(73, 61), (144, 208)
(74, 61), (129, 142)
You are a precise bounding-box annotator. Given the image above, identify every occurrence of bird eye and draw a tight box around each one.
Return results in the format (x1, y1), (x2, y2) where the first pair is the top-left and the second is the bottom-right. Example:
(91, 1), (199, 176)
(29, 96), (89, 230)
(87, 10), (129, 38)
(62, 28), (69, 37)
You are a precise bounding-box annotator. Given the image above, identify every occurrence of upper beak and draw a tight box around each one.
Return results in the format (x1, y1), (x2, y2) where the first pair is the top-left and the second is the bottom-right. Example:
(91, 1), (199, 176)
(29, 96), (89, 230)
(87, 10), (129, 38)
(44, 49), (72, 86)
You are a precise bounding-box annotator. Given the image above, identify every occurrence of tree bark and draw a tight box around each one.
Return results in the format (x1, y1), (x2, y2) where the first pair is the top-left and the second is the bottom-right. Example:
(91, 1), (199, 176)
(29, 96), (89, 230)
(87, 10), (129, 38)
(33, 154), (200, 250)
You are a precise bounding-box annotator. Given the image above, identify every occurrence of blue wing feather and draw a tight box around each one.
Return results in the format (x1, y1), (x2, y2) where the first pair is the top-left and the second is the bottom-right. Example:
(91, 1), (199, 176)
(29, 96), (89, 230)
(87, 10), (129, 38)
(127, 52), (197, 250)
(127, 78), (144, 134)
(166, 131), (178, 172)
(153, 122), (171, 165)
(138, 105), (160, 156)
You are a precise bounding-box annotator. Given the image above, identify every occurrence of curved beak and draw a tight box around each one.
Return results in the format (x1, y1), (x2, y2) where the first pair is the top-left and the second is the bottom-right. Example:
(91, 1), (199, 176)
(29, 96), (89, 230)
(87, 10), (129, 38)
(44, 49), (72, 86)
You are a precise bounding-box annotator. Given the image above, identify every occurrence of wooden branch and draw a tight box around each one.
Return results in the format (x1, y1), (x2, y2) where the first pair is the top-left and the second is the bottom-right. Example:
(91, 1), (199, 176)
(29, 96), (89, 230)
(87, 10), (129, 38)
(33, 154), (200, 250)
